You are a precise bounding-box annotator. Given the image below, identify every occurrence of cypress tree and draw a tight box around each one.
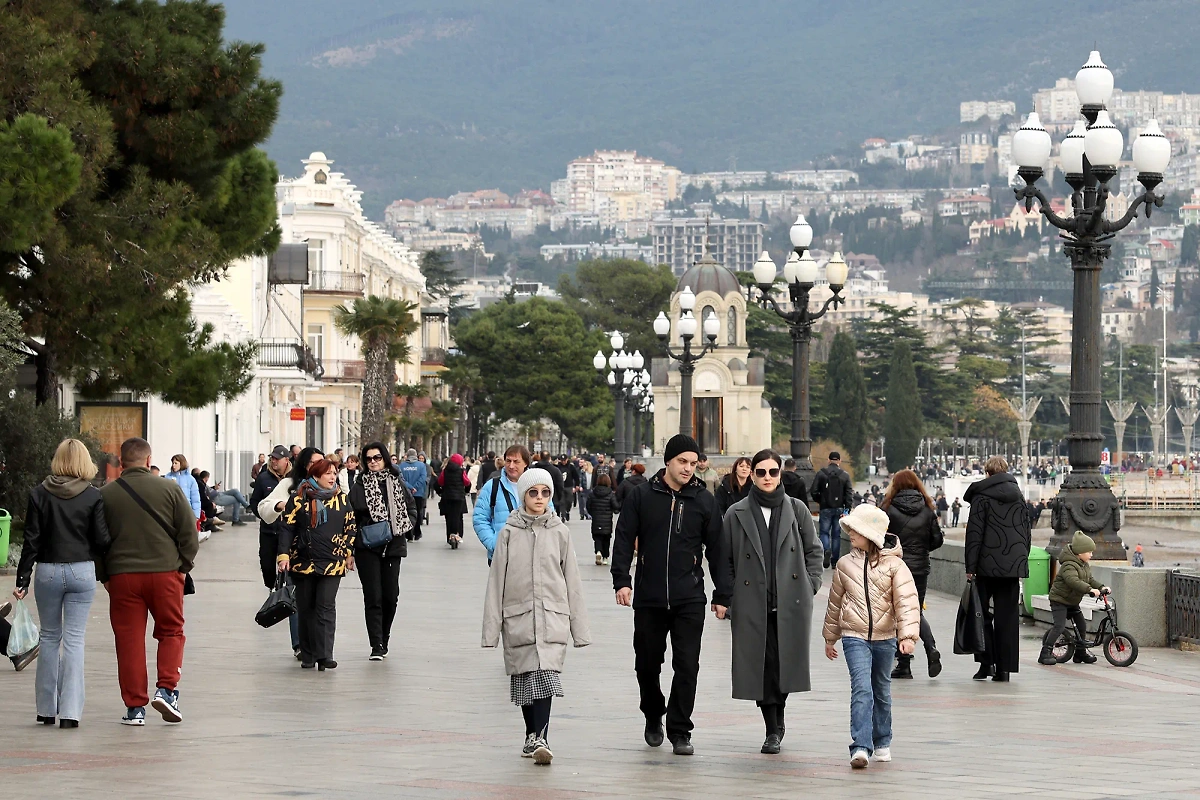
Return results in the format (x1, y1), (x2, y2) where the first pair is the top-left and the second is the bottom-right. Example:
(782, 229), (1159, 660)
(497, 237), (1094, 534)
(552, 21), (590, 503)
(883, 340), (922, 472)
(1150, 265), (1160, 309)
(824, 331), (868, 466)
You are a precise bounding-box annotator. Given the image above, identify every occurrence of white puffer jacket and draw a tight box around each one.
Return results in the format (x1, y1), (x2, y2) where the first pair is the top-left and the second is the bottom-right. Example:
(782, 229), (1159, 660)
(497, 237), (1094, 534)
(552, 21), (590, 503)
(822, 534), (921, 644)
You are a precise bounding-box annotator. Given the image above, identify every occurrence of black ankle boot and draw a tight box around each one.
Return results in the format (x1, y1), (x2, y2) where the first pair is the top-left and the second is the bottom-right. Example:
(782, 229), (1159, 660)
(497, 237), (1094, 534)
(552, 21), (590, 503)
(1038, 646), (1058, 665)
(891, 657), (913, 679)
(1072, 648), (1097, 664)
(927, 647), (943, 678)
(972, 663), (994, 680)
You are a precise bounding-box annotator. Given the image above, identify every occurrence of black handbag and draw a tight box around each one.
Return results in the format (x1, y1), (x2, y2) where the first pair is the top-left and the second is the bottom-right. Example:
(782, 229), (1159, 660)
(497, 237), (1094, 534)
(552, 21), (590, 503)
(255, 572), (297, 628)
(953, 578), (987, 655)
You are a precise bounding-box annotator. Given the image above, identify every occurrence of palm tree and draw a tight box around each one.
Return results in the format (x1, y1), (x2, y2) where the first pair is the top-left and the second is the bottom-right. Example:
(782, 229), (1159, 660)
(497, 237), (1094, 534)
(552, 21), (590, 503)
(394, 381), (429, 450)
(440, 358), (483, 455)
(334, 296), (419, 446)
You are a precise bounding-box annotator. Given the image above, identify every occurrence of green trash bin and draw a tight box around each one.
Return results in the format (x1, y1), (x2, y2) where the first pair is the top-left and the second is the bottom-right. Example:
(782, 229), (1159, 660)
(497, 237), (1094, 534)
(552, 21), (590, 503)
(1024, 545), (1050, 614)
(0, 508), (10, 567)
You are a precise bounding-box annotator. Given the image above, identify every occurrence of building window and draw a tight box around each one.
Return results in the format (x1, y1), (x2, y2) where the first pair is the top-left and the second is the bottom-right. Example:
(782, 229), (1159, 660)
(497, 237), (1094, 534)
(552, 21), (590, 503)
(727, 307), (737, 345)
(308, 239), (324, 272)
(307, 324), (324, 361)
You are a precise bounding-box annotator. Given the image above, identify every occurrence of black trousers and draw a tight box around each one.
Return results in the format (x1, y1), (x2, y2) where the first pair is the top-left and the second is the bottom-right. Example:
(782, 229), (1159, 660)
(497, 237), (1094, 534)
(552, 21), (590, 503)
(633, 603), (705, 739)
(1042, 601), (1086, 649)
(896, 573), (936, 662)
(445, 512), (464, 541)
(410, 497), (426, 540)
(294, 573), (341, 663)
(258, 531), (279, 589)
(521, 697), (553, 739)
(593, 533), (612, 558)
(758, 610), (787, 707)
(356, 547), (402, 650)
(974, 576), (1021, 673)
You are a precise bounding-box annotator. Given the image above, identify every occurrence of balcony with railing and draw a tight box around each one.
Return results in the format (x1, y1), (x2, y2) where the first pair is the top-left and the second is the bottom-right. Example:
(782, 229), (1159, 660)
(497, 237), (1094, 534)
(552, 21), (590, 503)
(256, 339), (324, 379)
(306, 270), (366, 295)
(421, 347), (448, 365)
(322, 359), (367, 383)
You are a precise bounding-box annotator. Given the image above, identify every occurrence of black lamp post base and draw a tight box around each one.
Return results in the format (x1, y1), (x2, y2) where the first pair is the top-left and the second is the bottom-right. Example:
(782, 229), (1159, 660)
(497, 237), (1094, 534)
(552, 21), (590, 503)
(1048, 472), (1125, 561)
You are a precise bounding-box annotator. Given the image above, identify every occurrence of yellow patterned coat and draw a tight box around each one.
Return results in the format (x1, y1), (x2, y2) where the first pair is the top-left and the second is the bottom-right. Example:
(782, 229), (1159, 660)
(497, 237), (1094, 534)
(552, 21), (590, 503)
(279, 489), (357, 576)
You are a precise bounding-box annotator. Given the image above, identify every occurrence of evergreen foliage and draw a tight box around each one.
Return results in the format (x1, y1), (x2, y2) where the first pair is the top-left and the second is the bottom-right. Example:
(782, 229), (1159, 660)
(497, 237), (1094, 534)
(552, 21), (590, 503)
(883, 340), (921, 472)
(557, 259), (677, 360)
(823, 331), (868, 467)
(0, 0), (282, 406)
(420, 250), (469, 324)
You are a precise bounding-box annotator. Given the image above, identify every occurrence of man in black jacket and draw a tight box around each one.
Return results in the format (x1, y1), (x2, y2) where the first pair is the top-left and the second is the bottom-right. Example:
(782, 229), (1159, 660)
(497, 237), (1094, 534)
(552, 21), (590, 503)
(611, 434), (724, 757)
(557, 454), (581, 522)
(780, 458), (807, 502)
(535, 451), (567, 518)
(477, 451), (497, 488)
(811, 452), (854, 568)
(249, 445), (299, 655)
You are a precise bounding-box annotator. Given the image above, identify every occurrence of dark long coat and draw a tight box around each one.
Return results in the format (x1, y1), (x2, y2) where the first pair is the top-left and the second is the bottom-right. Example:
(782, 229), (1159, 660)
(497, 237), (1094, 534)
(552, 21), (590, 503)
(719, 495), (824, 701)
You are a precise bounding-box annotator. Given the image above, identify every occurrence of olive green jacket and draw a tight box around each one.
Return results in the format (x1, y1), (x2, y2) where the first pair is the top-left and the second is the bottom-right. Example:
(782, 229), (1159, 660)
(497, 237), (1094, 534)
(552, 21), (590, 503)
(1048, 543), (1103, 606)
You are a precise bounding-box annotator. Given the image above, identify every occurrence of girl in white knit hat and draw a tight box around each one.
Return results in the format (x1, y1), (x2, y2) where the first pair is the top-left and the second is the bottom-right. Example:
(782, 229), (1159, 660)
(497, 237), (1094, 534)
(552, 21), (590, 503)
(482, 467), (591, 766)
(821, 503), (921, 770)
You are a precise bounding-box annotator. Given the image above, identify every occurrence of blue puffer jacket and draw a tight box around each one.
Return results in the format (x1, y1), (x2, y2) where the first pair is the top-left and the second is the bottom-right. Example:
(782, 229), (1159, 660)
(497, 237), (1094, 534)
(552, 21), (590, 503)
(166, 469), (202, 519)
(473, 471), (554, 560)
(399, 458), (428, 498)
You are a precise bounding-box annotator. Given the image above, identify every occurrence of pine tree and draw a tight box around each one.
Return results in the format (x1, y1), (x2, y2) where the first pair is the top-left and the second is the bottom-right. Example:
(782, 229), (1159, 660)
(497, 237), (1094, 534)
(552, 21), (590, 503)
(883, 340), (922, 472)
(823, 331), (868, 466)
(1174, 267), (1184, 313)
(0, 1), (282, 405)
(420, 250), (468, 323)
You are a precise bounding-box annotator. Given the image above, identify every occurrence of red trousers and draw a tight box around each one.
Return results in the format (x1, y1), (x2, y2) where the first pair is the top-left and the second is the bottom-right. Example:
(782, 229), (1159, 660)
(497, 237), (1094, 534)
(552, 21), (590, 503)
(107, 571), (186, 708)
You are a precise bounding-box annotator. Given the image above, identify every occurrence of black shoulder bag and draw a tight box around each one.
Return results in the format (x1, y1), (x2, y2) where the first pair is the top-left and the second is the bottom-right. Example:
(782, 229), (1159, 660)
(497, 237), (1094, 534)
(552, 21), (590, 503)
(115, 478), (196, 595)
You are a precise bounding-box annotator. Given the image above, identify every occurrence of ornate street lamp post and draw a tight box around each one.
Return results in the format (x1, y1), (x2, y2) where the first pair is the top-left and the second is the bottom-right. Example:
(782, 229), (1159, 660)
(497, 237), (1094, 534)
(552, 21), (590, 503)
(594, 332), (642, 462)
(654, 285), (719, 438)
(1012, 50), (1171, 559)
(750, 215), (848, 490)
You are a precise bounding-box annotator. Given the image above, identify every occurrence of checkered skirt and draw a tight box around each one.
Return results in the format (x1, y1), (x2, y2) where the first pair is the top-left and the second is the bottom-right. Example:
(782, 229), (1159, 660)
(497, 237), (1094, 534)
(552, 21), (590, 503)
(510, 669), (564, 706)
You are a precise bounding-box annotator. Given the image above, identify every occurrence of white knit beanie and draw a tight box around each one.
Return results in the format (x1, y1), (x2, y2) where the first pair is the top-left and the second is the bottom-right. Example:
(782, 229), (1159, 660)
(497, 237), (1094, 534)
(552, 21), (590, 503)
(516, 468), (553, 504)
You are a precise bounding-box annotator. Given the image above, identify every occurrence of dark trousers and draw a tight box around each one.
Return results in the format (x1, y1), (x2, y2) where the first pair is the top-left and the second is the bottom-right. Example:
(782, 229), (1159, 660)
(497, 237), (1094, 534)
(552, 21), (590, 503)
(294, 573), (340, 663)
(633, 603), (705, 740)
(895, 574), (936, 663)
(260, 531), (299, 649)
(445, 512), (464, 541)
(356, 547), (402, 650)
(757, 610), (787, 734)
(410, 497), (426, 540)
(1042, 601), (1086, 649)
(593, 534), (611, 558)
(974, 576), (1020, 673)
(521, 697), (553, 740)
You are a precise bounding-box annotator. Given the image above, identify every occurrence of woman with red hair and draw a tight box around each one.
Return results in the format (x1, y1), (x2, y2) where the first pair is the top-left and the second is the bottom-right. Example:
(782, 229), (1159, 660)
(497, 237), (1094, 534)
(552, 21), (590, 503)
(277, 458), (357, 670)
(437, 454), (472, 549)
(879, 469), (943, 680)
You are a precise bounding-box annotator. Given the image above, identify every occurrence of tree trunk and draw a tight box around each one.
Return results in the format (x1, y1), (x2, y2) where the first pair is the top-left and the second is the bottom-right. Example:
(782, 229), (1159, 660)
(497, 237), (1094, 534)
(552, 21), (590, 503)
(28, 339), (59, 407)
(360, 340), (391, 445)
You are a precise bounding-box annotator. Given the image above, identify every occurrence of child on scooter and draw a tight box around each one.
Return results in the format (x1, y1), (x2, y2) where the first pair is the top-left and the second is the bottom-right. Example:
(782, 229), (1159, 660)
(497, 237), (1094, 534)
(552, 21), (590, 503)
(1038, 531), (1110, 666)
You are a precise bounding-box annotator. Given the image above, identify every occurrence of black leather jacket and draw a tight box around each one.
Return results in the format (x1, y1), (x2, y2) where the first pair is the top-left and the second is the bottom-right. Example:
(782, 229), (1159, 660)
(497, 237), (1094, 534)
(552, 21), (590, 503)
(17, 483), (111, 589)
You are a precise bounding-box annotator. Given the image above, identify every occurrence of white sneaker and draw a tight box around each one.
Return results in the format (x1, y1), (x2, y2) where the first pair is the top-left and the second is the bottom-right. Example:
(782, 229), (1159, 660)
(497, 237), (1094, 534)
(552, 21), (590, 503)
(873, 747), (891, 762)
(198, 529), (211, 543)
(532, 738), (553, 765)
(602, 556), (610, 566)
(850, 749), (869, 769)
(595, 552), (603, 566)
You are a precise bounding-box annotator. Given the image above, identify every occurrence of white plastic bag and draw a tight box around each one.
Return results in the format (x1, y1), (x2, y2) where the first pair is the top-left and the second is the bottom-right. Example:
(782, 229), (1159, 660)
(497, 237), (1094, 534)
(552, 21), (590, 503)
(6, 599), (39, 658)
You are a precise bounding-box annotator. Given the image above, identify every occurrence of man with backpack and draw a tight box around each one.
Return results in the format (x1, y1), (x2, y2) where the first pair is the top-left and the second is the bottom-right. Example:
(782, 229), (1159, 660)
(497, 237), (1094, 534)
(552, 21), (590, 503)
(398, 449), (428, 542)
(811, 451), (854, 569)
(474, 445), (553, 562)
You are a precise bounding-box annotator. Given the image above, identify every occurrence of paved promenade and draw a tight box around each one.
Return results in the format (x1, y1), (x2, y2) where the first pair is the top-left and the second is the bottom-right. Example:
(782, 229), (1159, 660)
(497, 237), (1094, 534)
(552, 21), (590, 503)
(2, 515), (1198, 798)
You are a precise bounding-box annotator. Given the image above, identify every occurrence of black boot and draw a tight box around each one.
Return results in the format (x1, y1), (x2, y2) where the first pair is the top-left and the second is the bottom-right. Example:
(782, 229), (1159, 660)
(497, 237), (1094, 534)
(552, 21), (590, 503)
(890, 656), (913, 679)
(1038, 646), (1058, 665)
(1072, 647), (1097, 664)
(972, 663), (994, 680)
(927, 647), (943, 678)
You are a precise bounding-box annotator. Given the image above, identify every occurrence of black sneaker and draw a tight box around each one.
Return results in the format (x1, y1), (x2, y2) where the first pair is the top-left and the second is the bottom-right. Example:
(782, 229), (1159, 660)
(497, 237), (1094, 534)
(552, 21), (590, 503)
(369, 647), (385, 661)
(670, 735), (694, 756)
(12, 644), (39, 672)
(522, 732), (539, 757)
(318, 659), (338, 671)
(927, 648), (943, 678)
(644, 717), (664, 747)
(761, 733), (781, 754)
(972, 664), (993, 680)
(823, 550), (831, 569)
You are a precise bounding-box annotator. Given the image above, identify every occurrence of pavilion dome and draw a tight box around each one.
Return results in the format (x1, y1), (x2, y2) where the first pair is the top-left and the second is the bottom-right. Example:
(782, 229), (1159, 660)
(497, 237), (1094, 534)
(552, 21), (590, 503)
(676, 250), (741, 298)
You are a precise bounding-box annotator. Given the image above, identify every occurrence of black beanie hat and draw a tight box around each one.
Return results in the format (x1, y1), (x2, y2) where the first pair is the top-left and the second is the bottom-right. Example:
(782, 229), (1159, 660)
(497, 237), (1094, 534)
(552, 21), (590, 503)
(663, 434), (700, 463)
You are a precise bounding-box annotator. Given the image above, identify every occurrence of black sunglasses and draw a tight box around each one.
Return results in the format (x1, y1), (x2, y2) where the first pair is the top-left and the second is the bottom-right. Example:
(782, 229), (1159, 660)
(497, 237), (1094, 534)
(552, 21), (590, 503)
(754, 467), (780, 478)
(365, 454), (385, 462)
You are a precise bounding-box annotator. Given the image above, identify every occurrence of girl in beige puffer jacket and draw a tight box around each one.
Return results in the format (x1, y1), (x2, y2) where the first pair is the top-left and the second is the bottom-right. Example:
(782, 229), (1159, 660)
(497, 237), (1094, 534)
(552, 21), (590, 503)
(822, 504), (920, 769)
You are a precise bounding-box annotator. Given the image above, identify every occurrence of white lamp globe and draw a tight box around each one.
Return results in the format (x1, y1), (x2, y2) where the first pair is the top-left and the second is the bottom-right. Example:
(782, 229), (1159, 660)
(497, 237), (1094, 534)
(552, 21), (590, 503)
(703, 312), (720, 340)
(592, 350), (606, 371)
(1084, 109), (1124, 168)
(653, 311), (670, 337)
(789, 214), (814, 249)
(609, 331), (624, 351)
(678, 312), (697, 338)
(616, 350), (631, 370)
(752, 250), (777, 285)
(607, 351), (618, 370)
(1133, 119), (1171, 175)
(641, 369), (651, 384)
(796, 250), (819, 284)
(1075, 50), (1114, 108)
(648, 401), (655, 413)
(1059, 120), (1087, 175)
(678, 286), (696, 312)
(607, 371), (616, 386)
(783, 251), (800, 284)
(1012, 112), (1052, 169)
(825, 252), (849, 287)
(631, 350), (645, 370)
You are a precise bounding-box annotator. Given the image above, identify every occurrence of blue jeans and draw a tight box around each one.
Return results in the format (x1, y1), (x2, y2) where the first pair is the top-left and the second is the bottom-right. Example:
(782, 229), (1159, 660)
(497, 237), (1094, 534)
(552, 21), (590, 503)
(34, 562), (96, 721)
(842, 637), (895, 755)
(213, 489), (249, 523)
(819, 508), (843, 564)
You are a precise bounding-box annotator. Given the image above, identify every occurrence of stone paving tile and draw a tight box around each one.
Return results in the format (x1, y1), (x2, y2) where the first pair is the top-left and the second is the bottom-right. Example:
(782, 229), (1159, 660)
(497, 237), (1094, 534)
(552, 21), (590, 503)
(1, 515), (1197, 798)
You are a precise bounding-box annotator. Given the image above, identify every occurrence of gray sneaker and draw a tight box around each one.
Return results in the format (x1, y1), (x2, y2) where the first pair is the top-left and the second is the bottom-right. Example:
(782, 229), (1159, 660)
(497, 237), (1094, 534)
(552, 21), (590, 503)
(151, 687), (182, 723)
(521, 732), (539, 757)
(531, 738), (553, 765)
(121, 706), (146, 726)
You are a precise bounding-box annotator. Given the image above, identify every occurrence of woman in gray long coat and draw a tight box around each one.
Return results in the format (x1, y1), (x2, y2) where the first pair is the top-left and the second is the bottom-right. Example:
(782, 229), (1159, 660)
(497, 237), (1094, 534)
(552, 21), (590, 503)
(713, 448), (824, 755)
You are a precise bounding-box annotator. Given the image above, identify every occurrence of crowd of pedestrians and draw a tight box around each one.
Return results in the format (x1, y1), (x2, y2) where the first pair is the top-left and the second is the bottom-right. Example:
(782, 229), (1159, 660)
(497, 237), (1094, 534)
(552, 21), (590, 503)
(8, 432), (1043, 773)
